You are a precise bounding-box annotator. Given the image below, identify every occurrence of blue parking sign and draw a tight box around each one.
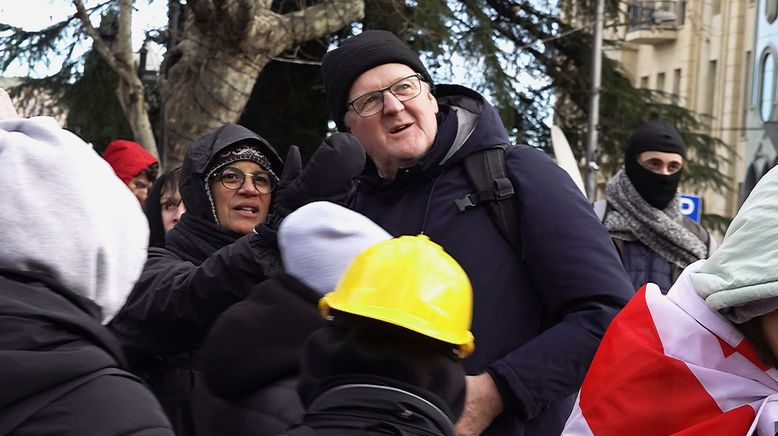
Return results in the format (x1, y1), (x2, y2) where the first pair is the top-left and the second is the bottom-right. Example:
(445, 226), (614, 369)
(679, 194), (702, 223)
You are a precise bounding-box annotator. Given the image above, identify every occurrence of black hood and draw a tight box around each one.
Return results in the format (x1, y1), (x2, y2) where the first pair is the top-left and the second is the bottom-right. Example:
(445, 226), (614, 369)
(179, 124), (283, 223)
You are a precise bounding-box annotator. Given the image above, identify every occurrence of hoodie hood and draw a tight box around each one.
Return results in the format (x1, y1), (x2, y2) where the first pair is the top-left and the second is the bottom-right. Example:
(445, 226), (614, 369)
(179, 124), (282, 223)
(0, 117), (149, 323)
(434, 84), (511, 164)
(691, 166), (778, 323)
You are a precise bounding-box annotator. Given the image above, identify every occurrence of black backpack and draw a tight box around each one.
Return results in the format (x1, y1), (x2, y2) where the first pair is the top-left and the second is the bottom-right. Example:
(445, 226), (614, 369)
(455, 145), (522, 256)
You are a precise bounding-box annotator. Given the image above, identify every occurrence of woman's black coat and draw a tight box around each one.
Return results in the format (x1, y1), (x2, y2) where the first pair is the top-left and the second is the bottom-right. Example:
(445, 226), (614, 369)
(199, 273), (326, 435)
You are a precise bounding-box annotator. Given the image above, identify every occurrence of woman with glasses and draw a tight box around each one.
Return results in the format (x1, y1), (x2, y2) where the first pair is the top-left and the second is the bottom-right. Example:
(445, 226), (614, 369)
(109, 123), (365, 436)
(108, 124), (285, 436)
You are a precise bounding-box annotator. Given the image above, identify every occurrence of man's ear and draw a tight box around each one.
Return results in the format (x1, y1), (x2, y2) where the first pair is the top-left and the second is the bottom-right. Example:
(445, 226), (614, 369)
(429, 90), (439, 114)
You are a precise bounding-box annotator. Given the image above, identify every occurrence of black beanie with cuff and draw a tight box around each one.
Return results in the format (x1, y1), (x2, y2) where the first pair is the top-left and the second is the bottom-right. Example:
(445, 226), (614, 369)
(321, 30), (433, 132)
(625, 118), (686, 161)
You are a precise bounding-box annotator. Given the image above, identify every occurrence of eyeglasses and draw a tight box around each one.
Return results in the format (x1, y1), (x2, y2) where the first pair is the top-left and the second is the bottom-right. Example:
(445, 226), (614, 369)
(348, 74), (425, 118)
(214, 166), (277, 193)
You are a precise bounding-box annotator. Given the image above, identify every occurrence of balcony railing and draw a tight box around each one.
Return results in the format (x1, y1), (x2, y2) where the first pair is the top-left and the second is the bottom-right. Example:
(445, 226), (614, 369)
(625, 1), (684, 44)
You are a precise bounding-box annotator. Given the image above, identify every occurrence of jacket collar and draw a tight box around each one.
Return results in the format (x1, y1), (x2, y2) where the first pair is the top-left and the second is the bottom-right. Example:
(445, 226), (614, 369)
(307, 383), (455, 436)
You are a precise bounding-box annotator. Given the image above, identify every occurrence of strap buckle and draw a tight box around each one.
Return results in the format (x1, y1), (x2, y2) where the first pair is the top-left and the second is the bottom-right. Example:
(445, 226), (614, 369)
(455, 194), (477, 212)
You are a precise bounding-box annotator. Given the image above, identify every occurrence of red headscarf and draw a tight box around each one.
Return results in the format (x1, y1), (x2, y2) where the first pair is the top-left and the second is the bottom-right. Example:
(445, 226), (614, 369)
(103, 140), (158, 184)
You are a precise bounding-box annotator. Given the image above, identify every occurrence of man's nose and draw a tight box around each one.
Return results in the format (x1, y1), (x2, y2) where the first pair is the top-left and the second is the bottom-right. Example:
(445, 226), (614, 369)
(382, 91), (405, 114)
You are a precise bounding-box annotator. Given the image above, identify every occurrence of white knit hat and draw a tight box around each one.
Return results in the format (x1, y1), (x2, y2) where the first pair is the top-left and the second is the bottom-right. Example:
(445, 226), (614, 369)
(278, 201), (392, 295)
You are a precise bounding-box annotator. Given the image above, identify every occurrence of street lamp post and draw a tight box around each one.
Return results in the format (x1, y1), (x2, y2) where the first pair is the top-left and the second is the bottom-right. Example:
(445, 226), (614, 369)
(585, 0), (604, 200)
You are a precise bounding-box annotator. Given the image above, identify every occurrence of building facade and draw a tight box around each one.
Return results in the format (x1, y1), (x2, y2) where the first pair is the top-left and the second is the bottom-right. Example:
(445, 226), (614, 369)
(743, 0), (778, 200)
(587, 0), (757, 219)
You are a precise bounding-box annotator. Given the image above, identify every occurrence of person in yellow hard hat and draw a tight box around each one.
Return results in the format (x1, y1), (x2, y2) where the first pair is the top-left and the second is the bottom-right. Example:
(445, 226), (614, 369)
(280, 235), (473, 436)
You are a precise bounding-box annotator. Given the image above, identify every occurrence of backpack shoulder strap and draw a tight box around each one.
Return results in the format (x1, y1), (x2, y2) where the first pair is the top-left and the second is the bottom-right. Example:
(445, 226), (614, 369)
(680, 216), (713, 256)
(455, 145), (522, 255)
(593, 199), (608, 222)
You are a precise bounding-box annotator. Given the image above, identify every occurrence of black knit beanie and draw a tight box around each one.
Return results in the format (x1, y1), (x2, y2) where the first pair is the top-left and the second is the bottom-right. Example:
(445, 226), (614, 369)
(625, 118), (686, 162)
(321, 30), (434, 132)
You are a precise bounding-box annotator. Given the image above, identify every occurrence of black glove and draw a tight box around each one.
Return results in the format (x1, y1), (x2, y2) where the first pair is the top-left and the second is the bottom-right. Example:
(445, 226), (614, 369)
(264, 133), (366, 229)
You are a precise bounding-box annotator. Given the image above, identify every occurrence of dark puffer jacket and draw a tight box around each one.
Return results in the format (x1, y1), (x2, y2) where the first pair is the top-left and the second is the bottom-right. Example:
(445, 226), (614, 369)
(198, 273), (326, 435)
(0, 270), (173, 436)
(617, 217), (712, 292)
(108, 124), (285, 435)
(281, 384), (456, 436)
(282, 315), (467, 436)
(350, 85), (634, 435)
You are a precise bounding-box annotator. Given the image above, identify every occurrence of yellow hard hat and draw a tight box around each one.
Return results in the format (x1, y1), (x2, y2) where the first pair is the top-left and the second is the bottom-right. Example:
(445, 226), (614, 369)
(320, 235), (475, 358)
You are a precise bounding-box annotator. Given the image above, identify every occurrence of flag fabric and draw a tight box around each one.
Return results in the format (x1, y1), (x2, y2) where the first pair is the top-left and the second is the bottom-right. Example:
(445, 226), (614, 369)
(563, 263), (778, 436)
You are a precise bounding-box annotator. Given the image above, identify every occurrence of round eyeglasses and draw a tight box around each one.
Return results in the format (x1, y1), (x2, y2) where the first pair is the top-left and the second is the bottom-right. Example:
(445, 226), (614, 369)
(348, 74), (425, 118)
(214, 166), (277, 194)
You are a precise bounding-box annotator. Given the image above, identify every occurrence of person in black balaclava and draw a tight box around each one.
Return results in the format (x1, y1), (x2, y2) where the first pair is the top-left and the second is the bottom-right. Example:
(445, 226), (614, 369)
(595, 118), (717, 293)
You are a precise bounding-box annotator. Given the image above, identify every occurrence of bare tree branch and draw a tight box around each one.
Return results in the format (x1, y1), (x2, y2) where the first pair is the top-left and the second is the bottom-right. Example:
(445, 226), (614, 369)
(285, 0), (364, 46)
(73, 0), (158, 157)
(72, 0), (133, 84)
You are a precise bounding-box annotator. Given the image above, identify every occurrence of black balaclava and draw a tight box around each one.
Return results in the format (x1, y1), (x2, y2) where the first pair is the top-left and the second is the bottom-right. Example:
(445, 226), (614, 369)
(624, 118), (687, 210)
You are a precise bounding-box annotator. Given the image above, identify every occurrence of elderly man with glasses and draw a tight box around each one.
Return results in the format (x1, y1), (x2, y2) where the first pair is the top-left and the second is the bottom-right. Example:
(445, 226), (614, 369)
(321, 30), (634, 436)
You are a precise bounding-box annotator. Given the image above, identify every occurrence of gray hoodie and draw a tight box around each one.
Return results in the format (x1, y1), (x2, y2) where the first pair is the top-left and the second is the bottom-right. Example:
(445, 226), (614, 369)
(0, 116), (148, 322)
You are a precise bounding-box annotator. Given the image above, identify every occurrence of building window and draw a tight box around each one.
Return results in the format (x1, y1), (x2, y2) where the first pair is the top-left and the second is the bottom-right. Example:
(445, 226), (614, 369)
(673, 68), (682, 104)
(768, 0), (778, 23)
(743, 50), (753, 134)
(712, 0), (721, 15)
(759, 48), (777, 122)
(656, 72), (666, 93)
(705, 61), (717, 120)
(678, 0), (686, 25)
(640, 76), (649, 88)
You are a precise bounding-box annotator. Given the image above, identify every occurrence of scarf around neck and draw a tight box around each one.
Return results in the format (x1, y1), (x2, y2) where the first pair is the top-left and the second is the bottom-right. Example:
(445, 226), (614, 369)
(164, 213), (241, 264)
(604, 169), (707, 268)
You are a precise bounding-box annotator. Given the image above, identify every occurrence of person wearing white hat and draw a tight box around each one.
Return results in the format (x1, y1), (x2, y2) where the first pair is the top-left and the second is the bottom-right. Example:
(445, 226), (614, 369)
(198, 202), (391, 436)
(0, 89), (173, 435)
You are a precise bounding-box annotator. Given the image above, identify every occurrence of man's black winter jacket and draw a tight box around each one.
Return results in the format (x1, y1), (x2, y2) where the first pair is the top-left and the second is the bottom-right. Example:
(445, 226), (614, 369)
(351, 85), (634, 435)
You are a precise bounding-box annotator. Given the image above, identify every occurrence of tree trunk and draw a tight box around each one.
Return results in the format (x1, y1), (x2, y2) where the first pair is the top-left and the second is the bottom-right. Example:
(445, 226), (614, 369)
(73, 0), (159, 159)
(160, 0), (363, 166)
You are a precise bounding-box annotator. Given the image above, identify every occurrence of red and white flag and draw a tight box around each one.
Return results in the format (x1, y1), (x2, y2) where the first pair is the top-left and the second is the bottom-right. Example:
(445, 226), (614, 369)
(563, 265), (778, 436)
